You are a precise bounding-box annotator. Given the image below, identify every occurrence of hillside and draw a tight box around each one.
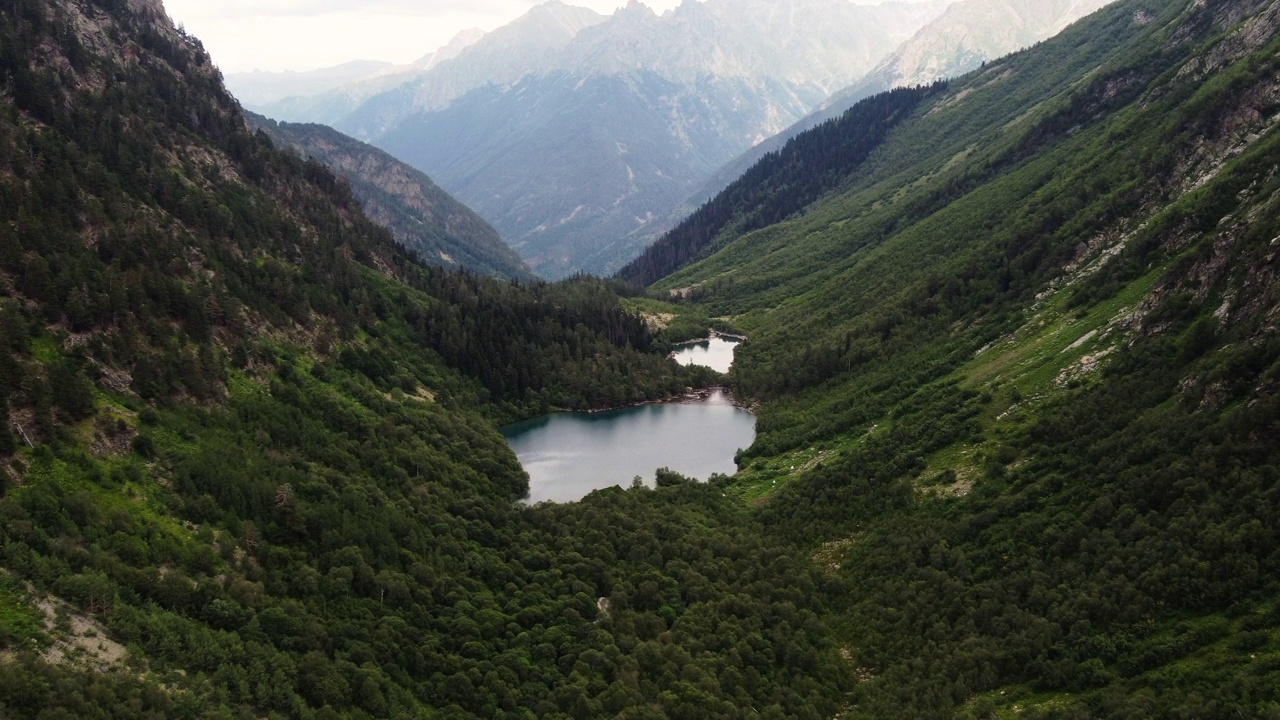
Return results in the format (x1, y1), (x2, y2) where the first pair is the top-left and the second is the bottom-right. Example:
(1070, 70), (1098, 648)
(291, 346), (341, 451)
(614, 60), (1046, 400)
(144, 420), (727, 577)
(684, 0), (1118, 218)
(247, 113), (532, 280)
(621, 0), (1280, 713)
(619, 83), (948, 286)
(0, 1), (847, 718)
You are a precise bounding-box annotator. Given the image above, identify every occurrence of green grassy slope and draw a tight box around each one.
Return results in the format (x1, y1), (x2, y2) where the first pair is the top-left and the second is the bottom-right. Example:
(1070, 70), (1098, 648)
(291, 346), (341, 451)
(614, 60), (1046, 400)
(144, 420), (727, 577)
(648, 0), (1278, 453)
(624, 0), (1280, 715)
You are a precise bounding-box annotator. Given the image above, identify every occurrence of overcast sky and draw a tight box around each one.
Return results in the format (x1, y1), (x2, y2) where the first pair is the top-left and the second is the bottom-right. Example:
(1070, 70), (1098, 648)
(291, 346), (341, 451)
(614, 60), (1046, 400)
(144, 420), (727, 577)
(163, 0), (687, 74)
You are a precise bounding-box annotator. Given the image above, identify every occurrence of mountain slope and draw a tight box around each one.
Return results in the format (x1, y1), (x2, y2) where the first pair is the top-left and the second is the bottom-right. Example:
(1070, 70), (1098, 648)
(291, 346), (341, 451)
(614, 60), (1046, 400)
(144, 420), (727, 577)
(0, 1), (856, 718)
(687, 0), (1119, 216)
(618, 0), (1280, 712)
(361, 0), (951, 278)
(618, 83), (949, 286)
(247, 113), (532, 279)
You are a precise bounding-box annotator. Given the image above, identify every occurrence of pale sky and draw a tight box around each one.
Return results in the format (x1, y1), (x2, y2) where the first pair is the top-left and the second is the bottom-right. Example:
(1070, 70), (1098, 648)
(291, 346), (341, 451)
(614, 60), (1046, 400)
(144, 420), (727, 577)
(163, 0), (687, 74)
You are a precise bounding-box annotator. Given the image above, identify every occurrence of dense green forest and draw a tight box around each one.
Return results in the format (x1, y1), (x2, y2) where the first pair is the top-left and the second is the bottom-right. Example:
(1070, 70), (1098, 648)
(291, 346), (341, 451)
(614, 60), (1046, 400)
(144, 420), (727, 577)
(2, 0), (1280, 717)
(0, 1), (803, 717)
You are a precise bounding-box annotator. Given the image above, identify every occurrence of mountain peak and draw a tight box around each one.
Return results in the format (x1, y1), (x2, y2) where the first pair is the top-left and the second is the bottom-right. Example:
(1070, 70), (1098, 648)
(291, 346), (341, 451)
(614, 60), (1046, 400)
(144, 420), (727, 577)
(621, 1), (658, 16)
(614, 1), (659, 25)
(526, 0), (606, 23)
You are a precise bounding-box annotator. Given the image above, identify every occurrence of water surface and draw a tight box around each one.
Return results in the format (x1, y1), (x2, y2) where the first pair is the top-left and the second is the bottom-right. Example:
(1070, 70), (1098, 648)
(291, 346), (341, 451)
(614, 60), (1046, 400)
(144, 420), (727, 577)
(671, 336), (741, 373)
(503, 389), (756, 504)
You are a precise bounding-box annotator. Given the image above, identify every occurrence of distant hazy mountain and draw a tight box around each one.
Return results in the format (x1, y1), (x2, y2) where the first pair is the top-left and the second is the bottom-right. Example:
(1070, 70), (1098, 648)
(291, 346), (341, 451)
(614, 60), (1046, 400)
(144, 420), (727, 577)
(687, 0), (1119, 215)
(410, 28), (489, 74)
(337, 2), (608, 141)
(247, 114), (532, 280)
(349, 0), (951, 278)
(226, 60), (392, 109)
(235, 29), (488, 125)
(847, 0), (1118, 94)
(378, 70), (830, 276)
(556, 0), (936, 89)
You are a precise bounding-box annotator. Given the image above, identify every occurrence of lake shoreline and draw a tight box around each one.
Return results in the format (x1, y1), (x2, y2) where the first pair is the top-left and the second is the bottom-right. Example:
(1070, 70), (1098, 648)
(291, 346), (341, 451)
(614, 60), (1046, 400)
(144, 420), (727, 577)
(507, 386), (758, 504)
(668, 332), (743, 376)
(668, 329), (748, 353)
(558, 385), (753, 415)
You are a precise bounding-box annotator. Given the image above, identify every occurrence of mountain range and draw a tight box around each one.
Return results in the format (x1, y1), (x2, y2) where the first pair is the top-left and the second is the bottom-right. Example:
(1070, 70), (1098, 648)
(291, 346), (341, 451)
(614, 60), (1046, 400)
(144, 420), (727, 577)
(231, 0), (1123, 280)
(224, 28), (488, 126)
(226, 60), (393, 110)
(238, 0), (954, 278)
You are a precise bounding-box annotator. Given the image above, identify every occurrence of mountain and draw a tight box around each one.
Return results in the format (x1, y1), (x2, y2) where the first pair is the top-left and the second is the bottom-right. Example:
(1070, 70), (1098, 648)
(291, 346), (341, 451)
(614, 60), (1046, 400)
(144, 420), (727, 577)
(246, 113), (532, 279)
(336, 2), (609, 140)
(224, 60), (392, 109)
(234, 29), (489, 125)
(617, 0), (1280, 711)
(355, 0), (952, 279)
(377, 70), (834, 279)
(409, 27), (488, 73)
(844, 0), (1120, 96)
(687, 0), (1120, 215)
(553, 0), (939, 88)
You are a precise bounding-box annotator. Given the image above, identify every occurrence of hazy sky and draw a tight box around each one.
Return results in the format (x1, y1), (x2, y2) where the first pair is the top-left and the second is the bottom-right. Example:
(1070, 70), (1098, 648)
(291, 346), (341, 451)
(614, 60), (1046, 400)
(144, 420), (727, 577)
(164, 0), (686, 74)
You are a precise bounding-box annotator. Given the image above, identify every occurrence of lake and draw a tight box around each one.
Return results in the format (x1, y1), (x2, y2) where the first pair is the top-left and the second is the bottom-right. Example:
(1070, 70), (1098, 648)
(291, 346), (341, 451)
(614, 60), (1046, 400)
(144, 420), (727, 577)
(671, 336), (741, 373)
(502, 389), (757, 504)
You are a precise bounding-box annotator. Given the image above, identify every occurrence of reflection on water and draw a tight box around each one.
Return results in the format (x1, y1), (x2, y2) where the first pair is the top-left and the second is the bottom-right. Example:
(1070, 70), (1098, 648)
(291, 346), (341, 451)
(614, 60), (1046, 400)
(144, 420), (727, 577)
(502, 389), (756, 504)
(671, 336), (741, 373)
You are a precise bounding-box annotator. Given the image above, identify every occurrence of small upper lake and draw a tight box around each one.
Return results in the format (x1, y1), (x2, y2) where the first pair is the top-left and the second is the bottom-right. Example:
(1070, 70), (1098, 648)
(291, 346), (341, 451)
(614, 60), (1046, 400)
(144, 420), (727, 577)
(671, 336), (742, 373)
(503, 389), (756, 504)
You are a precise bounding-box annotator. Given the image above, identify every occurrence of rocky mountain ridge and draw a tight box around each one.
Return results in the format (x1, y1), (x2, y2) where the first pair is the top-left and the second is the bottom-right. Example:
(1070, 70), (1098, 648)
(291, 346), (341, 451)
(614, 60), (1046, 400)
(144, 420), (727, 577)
(247, 113), (532, 279)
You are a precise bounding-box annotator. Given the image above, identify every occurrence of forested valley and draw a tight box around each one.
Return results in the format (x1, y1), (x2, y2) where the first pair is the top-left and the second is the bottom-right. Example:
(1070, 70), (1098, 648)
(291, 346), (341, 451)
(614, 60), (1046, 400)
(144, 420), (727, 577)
(0, 0), (816, 717)
(1, 0), (1280, 717)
